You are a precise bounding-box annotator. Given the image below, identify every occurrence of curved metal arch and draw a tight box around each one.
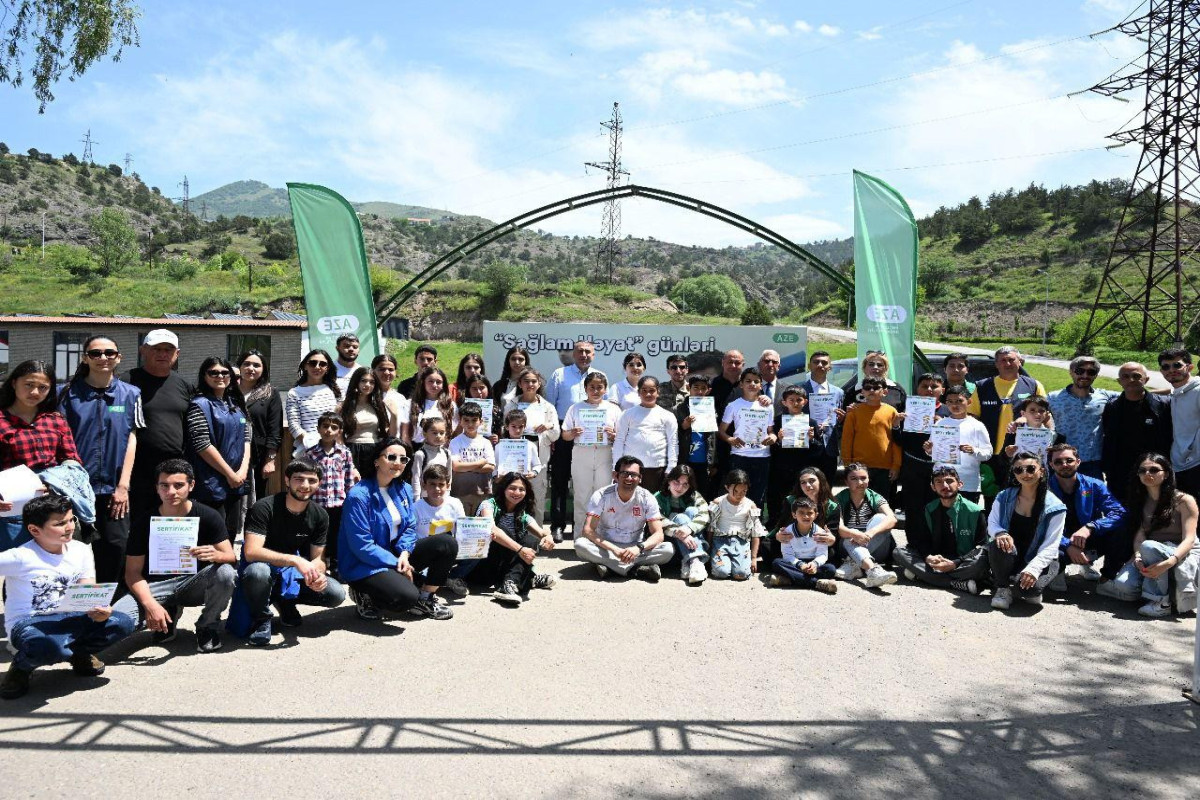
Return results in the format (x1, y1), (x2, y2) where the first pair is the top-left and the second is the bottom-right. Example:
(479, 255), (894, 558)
(375, 184), (850, 324)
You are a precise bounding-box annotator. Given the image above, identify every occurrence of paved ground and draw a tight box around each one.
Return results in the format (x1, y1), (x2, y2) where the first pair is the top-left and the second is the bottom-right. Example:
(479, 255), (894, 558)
(1, 526), (1197, 799)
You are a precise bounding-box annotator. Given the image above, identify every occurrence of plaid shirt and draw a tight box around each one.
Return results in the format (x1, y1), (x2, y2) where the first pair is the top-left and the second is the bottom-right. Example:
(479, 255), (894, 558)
(305, 442), (356, 509)
(0, 409), (81, 471)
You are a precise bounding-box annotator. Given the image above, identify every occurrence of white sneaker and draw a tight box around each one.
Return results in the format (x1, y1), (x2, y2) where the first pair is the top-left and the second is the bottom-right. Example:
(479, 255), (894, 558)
(1096, 580), (1125, 600)
(1080, 564), (1103, 581)
(686, 559), (708, 585)
(1048, 572), (1068, 593)
(444, 577), (470, 597)
(835, 562), (863, 581)
(863, 566), (898, 588)
(991, 587), (1013, 610)
(1138, 597), (1172, 618)
(903, 569), (916, 581)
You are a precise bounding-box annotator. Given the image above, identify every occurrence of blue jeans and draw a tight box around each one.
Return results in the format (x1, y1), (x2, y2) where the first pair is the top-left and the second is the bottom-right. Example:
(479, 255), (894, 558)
(711, 535), (751, 579)
(10, 611), (135, 671)
(1108, 540), (1200, 602)
(772, 558), (835, 589)
(670, 534), (709, 565)
(240, 561), (346, 622)
(729, 455), (769, 508)
(112, 564), (237, 631)
(0, 515), (28, 552)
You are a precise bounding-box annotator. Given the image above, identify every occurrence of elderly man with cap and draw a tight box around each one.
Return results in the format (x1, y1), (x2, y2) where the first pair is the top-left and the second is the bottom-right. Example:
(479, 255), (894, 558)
(125, 329), (195, 522)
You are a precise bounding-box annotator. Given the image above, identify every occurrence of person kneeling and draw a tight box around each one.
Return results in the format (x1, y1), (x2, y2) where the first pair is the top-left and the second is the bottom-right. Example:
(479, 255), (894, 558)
(707, 470), (766, 581)
(893, 466), (988, 595)
(115, 459), (236, 653)
(339, 438), (457, 621)
(575, 456), (674, 581)
(241, 459), (348, 645)
(986, 452), (1065, 610)
(769, 497), (837, 594)
(1, 495), (135, 700)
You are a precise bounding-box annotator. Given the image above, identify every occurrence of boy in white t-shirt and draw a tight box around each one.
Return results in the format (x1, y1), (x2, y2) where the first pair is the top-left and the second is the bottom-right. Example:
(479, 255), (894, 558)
(450, 402), (496, 516)
(767, 497), (838, 594)
(923, 386), (993, 501)
(411, 465), (470, 598)
(0, 495), (136, 700)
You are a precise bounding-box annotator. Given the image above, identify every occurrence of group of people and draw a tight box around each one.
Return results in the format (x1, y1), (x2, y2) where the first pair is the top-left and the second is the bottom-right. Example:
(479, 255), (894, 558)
(0, 329), (1196, 702)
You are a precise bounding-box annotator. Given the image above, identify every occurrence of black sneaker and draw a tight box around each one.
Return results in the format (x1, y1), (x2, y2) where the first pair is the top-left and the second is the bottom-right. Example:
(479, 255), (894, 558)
(412, 595), (454, 620)
(492, 580), (523, 606)
(951, 579), (980, 596)
(248, 617), (274, 647)
(69, 652), (105, 677)
(196, 626), (223, 653)
(275, 601), (303, 628)
(0, 664), (32, 700)
(552, 528), (564, 544)
(532, 573), (557, 590)
(350, 587), (381, 621)
(152, 605), (181, 644)
(634, 564), (662, 583)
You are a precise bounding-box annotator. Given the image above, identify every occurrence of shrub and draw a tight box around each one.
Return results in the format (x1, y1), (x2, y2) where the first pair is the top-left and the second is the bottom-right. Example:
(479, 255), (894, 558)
(669, 274), (746, 317)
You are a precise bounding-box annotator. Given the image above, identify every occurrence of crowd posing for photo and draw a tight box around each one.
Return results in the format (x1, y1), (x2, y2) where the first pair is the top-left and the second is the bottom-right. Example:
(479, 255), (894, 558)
(0, 332), (1196, 701)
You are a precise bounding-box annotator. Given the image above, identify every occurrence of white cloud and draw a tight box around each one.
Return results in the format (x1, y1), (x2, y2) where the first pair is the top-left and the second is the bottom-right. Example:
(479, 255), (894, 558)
(818, 24), (841, 37)
(793, 20), (813, 33)
(671, 69), (790, 106)
(858, 26), (884, 42)
(762, 21), (791, 37)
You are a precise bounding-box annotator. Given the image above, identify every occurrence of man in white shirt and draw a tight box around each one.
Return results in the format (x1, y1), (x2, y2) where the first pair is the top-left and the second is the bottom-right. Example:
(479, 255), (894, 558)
(544, 340), (596, 539)
(575, 457), (674, 581)
(334, 334), (365, 394)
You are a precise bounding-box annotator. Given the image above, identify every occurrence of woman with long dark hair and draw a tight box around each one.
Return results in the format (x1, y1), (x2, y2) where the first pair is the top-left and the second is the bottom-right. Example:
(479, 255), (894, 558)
(477, 471), (556, 605)
(491, 346), (530, 405)
(405, 366), (457, 445)
(607, 352), (647, 411)
(338, 437), (457, 621)
(0, 360), (79, 550)
(286, 348), (341, 457)
(186, 356), (251, 540)
(501, 367), (559, 523)
(237, 349), (282, 499)
(986, 451), (1066, 610)
(341, 367), (394, 476)
(1098, 453), (1198, 617)
(453, 353), (486, 406)
(59, 334), (144, 581)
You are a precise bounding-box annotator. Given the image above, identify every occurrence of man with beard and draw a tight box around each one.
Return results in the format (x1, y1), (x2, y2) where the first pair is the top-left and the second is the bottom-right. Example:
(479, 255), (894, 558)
(1044, 443), (1127, 591)
(893, 466), (988, 594)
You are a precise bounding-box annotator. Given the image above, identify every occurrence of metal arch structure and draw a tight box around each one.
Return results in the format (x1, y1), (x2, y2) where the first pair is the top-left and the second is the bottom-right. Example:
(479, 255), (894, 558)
(374, 184), (852, 324)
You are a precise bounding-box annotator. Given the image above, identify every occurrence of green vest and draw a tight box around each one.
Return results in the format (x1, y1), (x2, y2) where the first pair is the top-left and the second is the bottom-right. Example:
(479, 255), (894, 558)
(923, 494), (984, 556)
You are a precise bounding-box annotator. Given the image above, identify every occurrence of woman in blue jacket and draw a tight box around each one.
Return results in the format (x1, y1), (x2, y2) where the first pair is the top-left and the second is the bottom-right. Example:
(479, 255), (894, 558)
(186, 357), (251, 541)
(986, 450), (1066, 611)
(338, 437), (457, 622)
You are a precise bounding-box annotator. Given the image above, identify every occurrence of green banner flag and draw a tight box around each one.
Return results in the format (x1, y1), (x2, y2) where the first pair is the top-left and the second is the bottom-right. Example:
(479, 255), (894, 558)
(853, 170), (918, 393)
(286, 183), (380, 362)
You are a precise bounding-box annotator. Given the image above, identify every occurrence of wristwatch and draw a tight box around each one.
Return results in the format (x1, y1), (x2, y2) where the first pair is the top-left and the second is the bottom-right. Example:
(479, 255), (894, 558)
(636, 542), (646, 554)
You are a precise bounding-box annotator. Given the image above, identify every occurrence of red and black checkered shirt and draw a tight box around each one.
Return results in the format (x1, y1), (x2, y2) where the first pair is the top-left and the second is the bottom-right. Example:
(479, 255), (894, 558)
(305, 442), (356, 509)
(0, 409), (81, 471)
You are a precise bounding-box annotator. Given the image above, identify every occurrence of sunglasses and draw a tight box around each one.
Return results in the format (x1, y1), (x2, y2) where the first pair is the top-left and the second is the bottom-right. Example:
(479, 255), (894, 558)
(1073, 368), (1099, 377)
(206, 369), (232, 378)
(306, 360), (329, 368)
(1012, 465), (1040, 476)
(1138, 466), (1164, 475)
(1050, 458), (1077, 466)
(1160, 361), (1188, 370)
(86, 348), (119, 359)
(384, 454), (410, 464)
(618, 470), (643, 480)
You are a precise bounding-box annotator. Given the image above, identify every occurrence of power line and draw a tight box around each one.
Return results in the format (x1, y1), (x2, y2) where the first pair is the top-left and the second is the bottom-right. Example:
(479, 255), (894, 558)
(584, 103), (630, 283)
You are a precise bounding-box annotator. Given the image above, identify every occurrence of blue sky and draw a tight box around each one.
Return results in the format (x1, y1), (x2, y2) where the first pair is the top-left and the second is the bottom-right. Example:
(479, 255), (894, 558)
(0, 0), (1147, 246)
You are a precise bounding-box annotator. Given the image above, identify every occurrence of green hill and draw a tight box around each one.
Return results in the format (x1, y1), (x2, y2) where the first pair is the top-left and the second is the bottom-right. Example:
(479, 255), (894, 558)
(190, 180), (472, 224)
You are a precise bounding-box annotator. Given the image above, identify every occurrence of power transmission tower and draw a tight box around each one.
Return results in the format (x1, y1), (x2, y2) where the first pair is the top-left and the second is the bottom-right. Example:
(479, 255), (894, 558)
(80, 130), (97, 164)
(178, 175), (190, 215)
(1078, 0), (1200, 352)
(584, 102), (629, 284)
(124, 152), (133, 174)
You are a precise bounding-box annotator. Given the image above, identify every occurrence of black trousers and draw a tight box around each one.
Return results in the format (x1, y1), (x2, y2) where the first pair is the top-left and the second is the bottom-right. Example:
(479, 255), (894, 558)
(351, 535), (458, 612)
(477, 528), (542, 594)
(324, 505), (343, 562)
(86, 494), (131, 585)
(549, 439), (574, 530)
(894, 545), (989, 588)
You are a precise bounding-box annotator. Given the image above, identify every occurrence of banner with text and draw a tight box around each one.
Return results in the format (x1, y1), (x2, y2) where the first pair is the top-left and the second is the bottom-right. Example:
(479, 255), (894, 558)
(484, 323), (807, 388)
(853, 170), (918, 394)
(287, 183), (380, 362)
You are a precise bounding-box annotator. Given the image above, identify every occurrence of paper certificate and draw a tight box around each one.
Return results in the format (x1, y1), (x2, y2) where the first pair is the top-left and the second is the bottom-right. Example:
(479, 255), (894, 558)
(468, 402), (492, 433)
(495, 440), (531, 476)
(808, 394), (837, 427)
(780, 414), (810, 449)
(903, 397), (937, 433)
(1015, 427), (1056, 463)
(0, 464), (43, 516)
(455, 517), (493, 560)
(148, 516), (200, 574)
(736, 407), (772, 447)
(930, 423), (961, 464)
(689, 397), (718, 433)
(37, 583), (118, 615)
(576, 407), (609, 446)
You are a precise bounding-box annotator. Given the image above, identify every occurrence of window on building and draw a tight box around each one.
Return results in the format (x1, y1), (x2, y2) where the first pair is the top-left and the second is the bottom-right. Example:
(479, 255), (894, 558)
(228, 334), (272, 374)
(0, 330), (8, 381)
(53, 331), (89, 379)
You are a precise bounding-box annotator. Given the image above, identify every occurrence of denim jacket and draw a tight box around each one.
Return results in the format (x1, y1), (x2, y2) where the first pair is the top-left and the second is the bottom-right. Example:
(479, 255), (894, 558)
(987, 487), (1066, 577)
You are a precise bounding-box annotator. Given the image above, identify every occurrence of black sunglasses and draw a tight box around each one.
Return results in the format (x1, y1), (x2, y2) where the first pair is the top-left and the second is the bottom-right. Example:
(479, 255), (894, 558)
(86, 348), (119, 359)
(206, 369), (232, 378)
(1160, 361), (1187, 370)
(1073, 368), (1099, 377)
(306, 360), (329, 368)
(1012, 464), (1039, 476)
(1138, 466), (1164, 475)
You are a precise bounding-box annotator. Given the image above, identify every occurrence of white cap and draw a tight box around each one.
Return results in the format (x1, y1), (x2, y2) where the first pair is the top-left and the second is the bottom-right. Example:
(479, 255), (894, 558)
(142, 329), (179, 348)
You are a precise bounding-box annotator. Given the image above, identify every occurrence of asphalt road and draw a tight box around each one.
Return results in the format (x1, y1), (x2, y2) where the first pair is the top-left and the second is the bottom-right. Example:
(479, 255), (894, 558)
(1, 528), (1197, 800)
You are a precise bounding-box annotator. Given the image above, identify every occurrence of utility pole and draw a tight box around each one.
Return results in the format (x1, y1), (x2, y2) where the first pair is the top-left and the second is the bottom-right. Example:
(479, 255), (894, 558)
(584, 102), (629, 284)
(1078, 1), (1200, 352)
(178, 175), (190, 215)
(81, 130), (97, 164)
(40, 212), (45, 260)
(124, 152), (133, 174)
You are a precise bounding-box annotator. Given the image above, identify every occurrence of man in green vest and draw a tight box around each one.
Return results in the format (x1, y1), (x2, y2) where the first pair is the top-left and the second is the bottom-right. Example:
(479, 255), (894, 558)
(894, 465), (989, 595)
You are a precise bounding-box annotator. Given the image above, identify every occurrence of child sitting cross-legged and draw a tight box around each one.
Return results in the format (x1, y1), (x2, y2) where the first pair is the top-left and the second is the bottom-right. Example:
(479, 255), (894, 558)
(768, 497), (838, 594)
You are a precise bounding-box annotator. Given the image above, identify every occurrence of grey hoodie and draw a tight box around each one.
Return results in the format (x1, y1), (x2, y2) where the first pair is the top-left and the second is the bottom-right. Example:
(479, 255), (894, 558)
(1170, 377), (1200, 471)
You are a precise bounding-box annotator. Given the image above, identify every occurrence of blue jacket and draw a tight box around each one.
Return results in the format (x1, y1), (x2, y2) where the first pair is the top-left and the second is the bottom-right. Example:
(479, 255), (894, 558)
(988, 487), (1066, 577)
(58, 377), (143, 495)
(1047, 472), (1126, 550)
(337, 478), (416, 583)
(799, 379), (844, 458)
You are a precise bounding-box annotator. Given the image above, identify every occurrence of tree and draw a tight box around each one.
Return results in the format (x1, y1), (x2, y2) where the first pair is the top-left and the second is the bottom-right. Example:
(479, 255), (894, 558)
(478, 260), (528, 306)
(740, 300), (773, 326)
(669, 274), (747, 317)
(261, 228), (295, 260)
(86, 207), (139, 279)
(1, 1), (141, 112)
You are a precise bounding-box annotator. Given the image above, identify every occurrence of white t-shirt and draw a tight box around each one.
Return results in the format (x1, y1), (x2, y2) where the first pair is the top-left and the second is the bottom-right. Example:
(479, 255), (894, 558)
(449, 433), (496, 469)
(779, 522), (830, 564)
(383, 389), (411, 429)
(931, 415), (993, 493)
(335, 361), (365, 395)
(412, 399), (459, 444)
(606, 378), (640, 411)
(413, 497), (466, 539)
(562, 399), (622, 450)
(382, 491), (404, 544)
(0, 540), (96, 636)
(722, 397), (773, 458)
(585, 484), (662, 545)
